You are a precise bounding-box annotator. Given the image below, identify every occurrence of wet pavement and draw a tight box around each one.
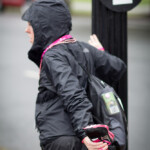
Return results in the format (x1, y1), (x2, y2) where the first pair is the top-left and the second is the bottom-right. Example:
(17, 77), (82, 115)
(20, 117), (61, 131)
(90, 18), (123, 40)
(0, 11), (150, 150)
(128, 16), (150, 150)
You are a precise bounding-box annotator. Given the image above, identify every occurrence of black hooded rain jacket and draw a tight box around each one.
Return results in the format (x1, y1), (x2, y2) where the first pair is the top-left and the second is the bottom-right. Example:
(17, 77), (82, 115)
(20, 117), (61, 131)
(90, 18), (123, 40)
(22, 0), (126, 147)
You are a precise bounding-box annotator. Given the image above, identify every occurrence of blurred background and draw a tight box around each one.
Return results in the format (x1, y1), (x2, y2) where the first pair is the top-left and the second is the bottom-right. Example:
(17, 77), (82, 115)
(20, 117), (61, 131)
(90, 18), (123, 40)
(0, 0), (149, 150)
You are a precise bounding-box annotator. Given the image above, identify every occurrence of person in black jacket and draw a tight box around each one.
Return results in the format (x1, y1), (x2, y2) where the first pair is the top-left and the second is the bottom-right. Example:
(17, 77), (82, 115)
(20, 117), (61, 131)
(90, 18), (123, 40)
(22, 0), (126, 150)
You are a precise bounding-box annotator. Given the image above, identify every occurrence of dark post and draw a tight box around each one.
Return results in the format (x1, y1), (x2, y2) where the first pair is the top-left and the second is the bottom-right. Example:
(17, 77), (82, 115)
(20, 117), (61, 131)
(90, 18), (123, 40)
(92, 0), (141, 149)
(92, 0), (129, 116)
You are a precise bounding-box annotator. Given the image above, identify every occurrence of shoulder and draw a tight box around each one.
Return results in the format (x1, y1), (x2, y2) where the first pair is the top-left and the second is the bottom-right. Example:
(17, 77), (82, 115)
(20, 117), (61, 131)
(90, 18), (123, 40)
(79, 41), (102, 55)
(79, 41), (96, 50)
(42, 44), (70, 65)
(79, 41), (105, 61)
(44, 45), (67, 58)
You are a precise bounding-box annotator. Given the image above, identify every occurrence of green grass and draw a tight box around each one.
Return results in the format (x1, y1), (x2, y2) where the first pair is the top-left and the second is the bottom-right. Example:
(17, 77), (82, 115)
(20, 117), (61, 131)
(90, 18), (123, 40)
(73, 0), (149, 4)
(71, 0), (149, 16)
(140, 0), (150, 5)
(72, 0), (149, 5)
(71, 10), (91, 16)
(72, 0), (91, 2)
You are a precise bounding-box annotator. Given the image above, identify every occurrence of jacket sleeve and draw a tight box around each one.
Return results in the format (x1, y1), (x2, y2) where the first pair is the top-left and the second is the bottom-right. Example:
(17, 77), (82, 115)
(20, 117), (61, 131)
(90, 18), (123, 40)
(89, 45), (127, 85)
(42, 51), (93, 140)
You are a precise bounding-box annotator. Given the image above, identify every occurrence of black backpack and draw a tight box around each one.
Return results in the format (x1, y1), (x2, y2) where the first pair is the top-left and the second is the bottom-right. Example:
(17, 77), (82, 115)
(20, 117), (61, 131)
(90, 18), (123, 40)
(65, 43), (127, 150)
(87, 73), (127, 150)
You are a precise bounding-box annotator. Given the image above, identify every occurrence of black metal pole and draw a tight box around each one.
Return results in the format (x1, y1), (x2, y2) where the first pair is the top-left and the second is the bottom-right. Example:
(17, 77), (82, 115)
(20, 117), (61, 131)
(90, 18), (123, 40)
(92, 1), (128, 149)
(92, 0), (128, 117)
(92, 2), (128, 150)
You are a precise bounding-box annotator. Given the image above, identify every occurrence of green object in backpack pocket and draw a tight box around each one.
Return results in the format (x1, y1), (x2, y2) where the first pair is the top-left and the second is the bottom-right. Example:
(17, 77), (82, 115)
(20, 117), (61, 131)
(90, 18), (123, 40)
(102, 92), (120, 115)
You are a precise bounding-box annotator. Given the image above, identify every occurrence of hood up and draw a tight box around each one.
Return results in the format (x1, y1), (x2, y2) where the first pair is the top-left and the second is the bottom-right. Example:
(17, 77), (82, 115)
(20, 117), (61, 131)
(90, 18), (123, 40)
(22, 0), (72, 66)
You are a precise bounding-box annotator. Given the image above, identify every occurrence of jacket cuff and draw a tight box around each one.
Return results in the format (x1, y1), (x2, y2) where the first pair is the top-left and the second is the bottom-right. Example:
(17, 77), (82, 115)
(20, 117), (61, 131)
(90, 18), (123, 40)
(81, 136), (87, 143)
(78, 130), (87, 142)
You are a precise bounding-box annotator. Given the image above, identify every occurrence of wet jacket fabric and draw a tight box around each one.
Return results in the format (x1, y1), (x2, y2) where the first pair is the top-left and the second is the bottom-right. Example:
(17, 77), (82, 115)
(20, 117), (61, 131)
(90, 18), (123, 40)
(22, 0), (126, 146)
(22, 0), (72, 66)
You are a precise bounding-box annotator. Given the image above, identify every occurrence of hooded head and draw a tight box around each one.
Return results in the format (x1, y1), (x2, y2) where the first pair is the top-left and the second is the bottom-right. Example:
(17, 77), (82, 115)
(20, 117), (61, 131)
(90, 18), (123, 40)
(22, 0), (72, 66)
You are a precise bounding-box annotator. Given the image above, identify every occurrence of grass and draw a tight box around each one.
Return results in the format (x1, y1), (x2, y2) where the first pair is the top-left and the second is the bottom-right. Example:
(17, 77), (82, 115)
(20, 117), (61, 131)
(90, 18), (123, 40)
(72, 0), (91, 2)
(71, 0), (149, 16)
(0, 147), (7, 150)
(72, 0), (149, 5)
(71, 10), (91, 16)
(140, 0), (150, 5)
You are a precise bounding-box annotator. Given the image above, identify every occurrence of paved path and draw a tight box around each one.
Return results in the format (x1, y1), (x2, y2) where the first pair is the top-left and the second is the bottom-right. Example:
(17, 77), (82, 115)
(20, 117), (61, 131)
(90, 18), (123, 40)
(128, 17), (150, 150)
(0, 10), (150, 150)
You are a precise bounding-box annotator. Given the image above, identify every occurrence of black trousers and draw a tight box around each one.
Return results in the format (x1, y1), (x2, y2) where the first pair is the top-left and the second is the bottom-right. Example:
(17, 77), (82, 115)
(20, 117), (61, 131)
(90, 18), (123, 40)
(41, 136), (87, 150)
